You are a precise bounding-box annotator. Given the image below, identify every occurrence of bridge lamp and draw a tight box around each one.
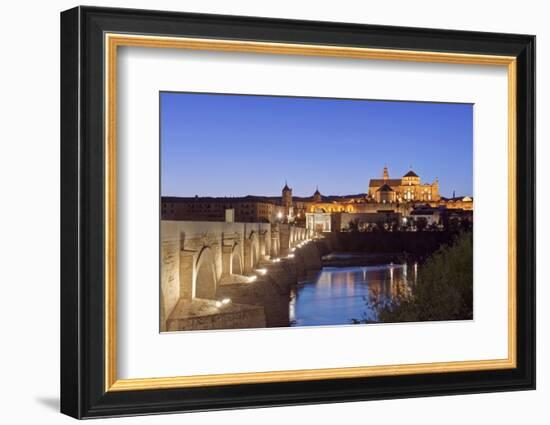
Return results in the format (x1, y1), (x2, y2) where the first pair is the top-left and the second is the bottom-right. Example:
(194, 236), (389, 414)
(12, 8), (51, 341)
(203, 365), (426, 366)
(215, 301), (222, 308)
(277, 212), (283, 220)
(247, 275), (258, 283)
(271, 258), (281, 263)
(287, 253), (295, 259)
(222, 298), (231, 305)
(255, 268), (267, 275)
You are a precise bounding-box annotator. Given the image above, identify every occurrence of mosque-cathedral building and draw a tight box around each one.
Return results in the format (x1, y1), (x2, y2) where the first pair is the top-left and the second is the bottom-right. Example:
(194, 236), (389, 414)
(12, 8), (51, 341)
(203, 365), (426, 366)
(162, 166), (472, 231)
(368, 166), (439, 203)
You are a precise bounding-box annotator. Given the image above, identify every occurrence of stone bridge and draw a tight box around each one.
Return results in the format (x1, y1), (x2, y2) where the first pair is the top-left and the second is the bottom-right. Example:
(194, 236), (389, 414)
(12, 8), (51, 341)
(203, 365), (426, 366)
(161, 220), (311, 331)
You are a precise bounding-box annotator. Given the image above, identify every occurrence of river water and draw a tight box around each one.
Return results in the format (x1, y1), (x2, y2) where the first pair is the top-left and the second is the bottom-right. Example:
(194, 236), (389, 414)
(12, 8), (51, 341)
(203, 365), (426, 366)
(290, 263), (415, 327)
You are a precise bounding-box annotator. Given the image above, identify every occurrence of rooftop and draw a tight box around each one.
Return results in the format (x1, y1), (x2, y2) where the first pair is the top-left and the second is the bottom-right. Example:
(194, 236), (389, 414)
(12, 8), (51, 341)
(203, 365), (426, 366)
(377, 184), (394, 192)
(369, 178), (402, 187)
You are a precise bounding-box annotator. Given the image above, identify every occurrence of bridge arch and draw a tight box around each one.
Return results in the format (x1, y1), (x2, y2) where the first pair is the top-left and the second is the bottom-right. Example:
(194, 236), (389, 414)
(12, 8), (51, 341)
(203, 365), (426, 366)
(231, 243), (243, 275)
(244, 231), (260, 273)
(251, 232), (260, 267)
(195, 246), (217, 299)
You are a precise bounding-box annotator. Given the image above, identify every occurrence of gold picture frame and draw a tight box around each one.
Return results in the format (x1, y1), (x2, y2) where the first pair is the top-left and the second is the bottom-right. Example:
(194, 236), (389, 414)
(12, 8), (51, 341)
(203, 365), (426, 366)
(104, 33), (517, 392)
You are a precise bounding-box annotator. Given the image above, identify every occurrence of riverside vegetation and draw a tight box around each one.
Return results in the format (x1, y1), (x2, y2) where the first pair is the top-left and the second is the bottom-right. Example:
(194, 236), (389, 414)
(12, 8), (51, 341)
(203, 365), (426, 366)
(363, 231), (473, 323)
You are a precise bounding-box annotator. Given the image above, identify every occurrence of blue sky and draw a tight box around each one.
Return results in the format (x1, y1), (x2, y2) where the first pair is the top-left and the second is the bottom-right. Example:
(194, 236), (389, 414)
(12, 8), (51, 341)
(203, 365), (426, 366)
(161, 92), (473, 198)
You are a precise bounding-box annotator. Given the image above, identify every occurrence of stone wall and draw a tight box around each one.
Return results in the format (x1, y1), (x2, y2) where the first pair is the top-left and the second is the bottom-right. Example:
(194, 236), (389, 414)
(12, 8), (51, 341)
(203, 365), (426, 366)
(166, 299), (266, 331)
(161, 220), (274, 330)
(323, 231), (456, 258)
(160, 220), (313, 331)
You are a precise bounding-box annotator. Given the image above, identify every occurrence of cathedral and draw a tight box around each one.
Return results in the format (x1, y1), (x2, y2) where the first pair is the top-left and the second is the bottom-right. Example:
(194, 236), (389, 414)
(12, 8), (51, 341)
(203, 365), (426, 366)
(367, 166), (440, 203)
(275, 166), (443, 231)
(295, 167), (448, 232)
(287, 166), (440, 214)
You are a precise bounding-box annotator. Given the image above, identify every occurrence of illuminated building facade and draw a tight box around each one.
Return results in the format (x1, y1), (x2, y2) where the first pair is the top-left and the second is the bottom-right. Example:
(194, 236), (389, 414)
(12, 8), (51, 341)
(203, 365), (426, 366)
(367, 166), (440, 203)
(161, 166), (471, 232)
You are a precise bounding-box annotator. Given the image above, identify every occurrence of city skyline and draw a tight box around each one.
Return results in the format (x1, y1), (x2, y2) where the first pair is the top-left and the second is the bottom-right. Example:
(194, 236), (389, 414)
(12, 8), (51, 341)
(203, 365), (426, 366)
(161, 92), (473, 198)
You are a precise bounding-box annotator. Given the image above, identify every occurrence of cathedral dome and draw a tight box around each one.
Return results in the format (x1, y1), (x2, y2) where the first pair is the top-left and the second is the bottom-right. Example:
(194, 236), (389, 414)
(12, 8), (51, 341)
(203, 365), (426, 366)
(403, 170), (419, 178)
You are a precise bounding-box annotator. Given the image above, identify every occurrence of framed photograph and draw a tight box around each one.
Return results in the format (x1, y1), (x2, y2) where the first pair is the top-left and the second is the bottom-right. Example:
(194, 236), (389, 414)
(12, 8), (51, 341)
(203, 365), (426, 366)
(60, 6), (535, 419)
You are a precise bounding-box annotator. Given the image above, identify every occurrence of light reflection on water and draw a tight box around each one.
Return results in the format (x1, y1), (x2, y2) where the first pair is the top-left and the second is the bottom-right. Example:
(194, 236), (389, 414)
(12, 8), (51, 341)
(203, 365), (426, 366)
(290, 264), (414, 327)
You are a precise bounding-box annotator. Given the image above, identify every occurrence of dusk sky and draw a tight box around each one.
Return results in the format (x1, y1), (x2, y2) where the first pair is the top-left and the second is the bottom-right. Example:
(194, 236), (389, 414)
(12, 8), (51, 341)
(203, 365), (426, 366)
(161, 92), (473, 198)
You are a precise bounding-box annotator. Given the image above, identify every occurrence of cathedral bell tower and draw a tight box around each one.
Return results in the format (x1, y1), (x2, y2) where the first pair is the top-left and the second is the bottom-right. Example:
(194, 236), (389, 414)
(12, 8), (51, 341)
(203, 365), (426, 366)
(313, 186), (322, 203)
(282, 181), (292, 209)
(383, 165), (389, 180)
(433, 177), (440, 201)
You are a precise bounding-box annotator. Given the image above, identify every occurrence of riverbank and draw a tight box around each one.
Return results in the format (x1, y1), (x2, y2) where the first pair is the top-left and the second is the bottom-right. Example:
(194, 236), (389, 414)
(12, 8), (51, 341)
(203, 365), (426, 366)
(211, 232), (454, 328)
(321, 252), (403, 267)
(323, 231), (456, 259)
(214, 240), (325, 327)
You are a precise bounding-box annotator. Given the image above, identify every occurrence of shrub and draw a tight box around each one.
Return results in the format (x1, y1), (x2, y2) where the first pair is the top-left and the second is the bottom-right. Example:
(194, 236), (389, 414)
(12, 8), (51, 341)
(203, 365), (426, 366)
(378, 231), (473, 322)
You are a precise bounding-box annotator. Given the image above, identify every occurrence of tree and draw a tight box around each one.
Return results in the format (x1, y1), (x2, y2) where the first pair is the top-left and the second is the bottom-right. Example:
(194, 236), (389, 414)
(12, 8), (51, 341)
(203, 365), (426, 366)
(415, 217), (428, 231)
(347, 218), (360, 232)
(459, 218), (473, 232)
(377, 231), (473, 322)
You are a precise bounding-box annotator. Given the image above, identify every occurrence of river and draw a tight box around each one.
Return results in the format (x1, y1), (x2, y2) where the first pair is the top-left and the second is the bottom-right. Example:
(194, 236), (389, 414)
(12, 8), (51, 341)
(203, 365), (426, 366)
(290, 263), (416, 326)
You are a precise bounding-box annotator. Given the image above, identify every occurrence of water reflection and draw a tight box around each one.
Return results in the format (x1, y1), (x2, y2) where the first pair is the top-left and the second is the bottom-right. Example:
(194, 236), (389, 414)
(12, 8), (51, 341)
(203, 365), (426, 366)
(290, 263), (414, 327)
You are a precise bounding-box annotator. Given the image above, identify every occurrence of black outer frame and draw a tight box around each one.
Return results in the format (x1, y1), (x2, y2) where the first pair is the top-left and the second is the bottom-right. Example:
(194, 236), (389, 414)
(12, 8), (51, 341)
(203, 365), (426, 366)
(60, 6), (535, 419)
